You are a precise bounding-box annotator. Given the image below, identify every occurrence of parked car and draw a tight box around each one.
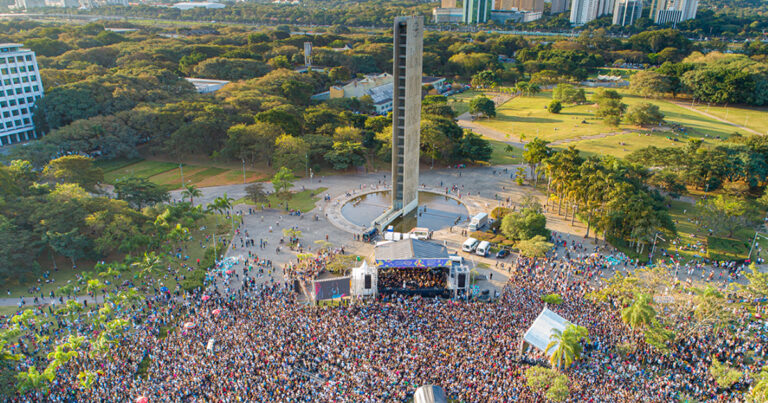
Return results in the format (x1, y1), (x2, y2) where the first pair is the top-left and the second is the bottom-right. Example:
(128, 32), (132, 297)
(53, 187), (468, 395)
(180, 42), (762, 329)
(496, 249), (510, 259)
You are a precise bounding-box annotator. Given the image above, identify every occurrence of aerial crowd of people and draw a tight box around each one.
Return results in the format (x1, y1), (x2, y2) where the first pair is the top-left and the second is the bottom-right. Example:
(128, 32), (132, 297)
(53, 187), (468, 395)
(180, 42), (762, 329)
(7, 232), (766, 402)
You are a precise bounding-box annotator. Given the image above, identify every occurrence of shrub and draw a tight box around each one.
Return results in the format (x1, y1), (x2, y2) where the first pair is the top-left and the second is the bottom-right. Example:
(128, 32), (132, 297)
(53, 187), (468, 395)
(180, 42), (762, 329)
(548, 100), (563, 114)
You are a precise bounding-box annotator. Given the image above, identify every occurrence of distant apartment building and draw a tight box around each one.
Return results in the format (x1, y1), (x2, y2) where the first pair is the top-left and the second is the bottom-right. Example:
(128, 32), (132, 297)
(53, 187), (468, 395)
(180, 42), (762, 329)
(463, 0), (492, 23)
(650, 0), (698, 24)
(612, 0), (642, 25)
(490, 10), (543, 23)
(570, 0), (614, 24)
(433, 7), (463, 23)
(550, 0), (570, 14)
(495, 0), (545, 12)
(0, 44), (44, 147)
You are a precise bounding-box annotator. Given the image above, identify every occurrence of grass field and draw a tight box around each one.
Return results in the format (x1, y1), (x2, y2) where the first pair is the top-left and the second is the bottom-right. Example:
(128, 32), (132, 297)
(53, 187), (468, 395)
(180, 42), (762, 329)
(100, 159), (269, 190)
(488, 139), (523, 165)
(558, 131), (689, 158)
(476, 89), (746, 157)
(233, 187), (327, 212)
(689, 103), (768, 136)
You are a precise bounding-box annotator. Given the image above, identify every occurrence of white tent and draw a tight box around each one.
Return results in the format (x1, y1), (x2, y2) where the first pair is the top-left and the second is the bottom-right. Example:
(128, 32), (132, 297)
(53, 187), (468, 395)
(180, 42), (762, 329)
(414, 385), (447, 403)
(521, 308), (572, 356)
(350, 260), (377, 298)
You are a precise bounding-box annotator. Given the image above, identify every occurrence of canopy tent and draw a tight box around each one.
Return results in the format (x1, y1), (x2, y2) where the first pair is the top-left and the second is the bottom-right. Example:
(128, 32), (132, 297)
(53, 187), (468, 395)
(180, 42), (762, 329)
(414, 385), (448, 403)
(521, 308), (572, 356)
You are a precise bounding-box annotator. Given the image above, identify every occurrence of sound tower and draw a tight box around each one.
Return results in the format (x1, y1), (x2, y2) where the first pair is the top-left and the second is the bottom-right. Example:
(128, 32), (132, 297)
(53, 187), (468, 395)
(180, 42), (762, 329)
(458, 273), (466, 288)
(293, 279), (300, 293)
(364, 274), (372, 289)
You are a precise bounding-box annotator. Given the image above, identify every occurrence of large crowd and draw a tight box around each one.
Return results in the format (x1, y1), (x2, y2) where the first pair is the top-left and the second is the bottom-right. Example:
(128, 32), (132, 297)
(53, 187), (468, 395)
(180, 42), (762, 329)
(378, 267), (448, 290)
(7, 236), (767, 402)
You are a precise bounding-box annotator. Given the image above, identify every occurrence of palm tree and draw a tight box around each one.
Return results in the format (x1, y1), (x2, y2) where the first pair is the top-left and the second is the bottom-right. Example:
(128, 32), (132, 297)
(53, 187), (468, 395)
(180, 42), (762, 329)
(621, 294), (656, 330)
(545, 324), (590, 369)
(750, 366), (768, 402)
(181, 184), (202, 205)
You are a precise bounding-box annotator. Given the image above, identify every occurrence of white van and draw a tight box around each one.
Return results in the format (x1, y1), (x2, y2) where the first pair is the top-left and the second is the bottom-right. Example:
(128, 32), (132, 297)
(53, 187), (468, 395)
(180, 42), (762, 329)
(462, 237), (479, 252)
(475, 241), (491, 257)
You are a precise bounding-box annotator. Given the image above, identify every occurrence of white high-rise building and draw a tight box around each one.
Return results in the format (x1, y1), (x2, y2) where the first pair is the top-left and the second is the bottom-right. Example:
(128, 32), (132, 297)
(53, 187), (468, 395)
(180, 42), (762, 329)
(613, 0), (642, 25)
(0, 44), (44, 147)
(570, 0), (613, 24)
(651, 0), (698, 24)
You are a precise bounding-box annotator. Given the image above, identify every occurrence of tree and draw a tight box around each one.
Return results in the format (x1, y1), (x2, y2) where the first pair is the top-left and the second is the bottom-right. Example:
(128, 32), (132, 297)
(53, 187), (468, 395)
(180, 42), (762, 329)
(273, 134), (309, 173)
(621, 294), (656, 330)
(245, 183), (268, 205)
(750, 367), (768, 402)
(697, 195), (753, 237)
(743, 263), (768, 299)
(545, 324), (590, 369)
(548, 100), (563, 114)
(630, 70), (672, 98)
(709, 357), (742, 389)
(525, 366), (570, 402)
(45, 228), (90, 266)
(324, 141), (366, 170)
(552, 84), (586, 104)
(329, 66), (352, 83)
(454, 131), (492, 162)
(523, 137), (552, 185)
(516, 235), (553, 258)
(469, 96), (496, 118)
(181, 184), (203, 205)
(272, 167), (296, 197)
(43, 156), (104, 193)
(501, 208), (549, 242)
(595, 98), (627, 127)
(471, 70), (500, 88)
(114, 177), (170, 209)
(625, 103), (665, 126)
(541, 293), (564, 305)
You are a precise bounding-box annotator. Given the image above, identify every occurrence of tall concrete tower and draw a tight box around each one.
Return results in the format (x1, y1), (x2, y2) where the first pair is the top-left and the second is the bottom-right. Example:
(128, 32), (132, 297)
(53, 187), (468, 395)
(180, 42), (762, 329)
(391, 16), (423, 216)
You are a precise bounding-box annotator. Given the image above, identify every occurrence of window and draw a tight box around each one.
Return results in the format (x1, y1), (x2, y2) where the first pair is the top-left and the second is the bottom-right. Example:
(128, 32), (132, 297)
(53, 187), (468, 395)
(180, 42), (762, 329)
(25, 55), (31, 61)
(12, 110), (19, 116)
(12, 77), (19, 84)
(15, 88), (21, 95)
(16, 56), (23, 62)
(0, 101), (5, 108)
(14, 119), (21, 126)
(31, 75), (37, 81)
(23, 118), (30, 125)
(26, 97), (33, 103)
(3, 112), (10, 119)
(10, 67), (17, 74)
(0, 68), (6, 75)
(20, 108), (27, 114)
(32, 85), (38, 91)
(19, 66), (26, 72)
(2, 79), (9, 85)
(8, 99), (15, 106)
(0, 57), (5, 64)
(28, 64), (35, 71)
(24, 87), (30, 93)
(18, 98), (25, 104)
(21, 76), (28, 83)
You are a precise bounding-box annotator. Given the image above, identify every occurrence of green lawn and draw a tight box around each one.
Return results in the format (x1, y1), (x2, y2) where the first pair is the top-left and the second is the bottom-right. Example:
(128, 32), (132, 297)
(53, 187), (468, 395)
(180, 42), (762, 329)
(558, 130), (690, 159)
(689, 103), (768, 136)
(234, 187), (327, 212)
(476, 89), (745, 154)
(101, 159), (269, 190)
(487, 139), (523, 165)
(103, 160), (178, 183)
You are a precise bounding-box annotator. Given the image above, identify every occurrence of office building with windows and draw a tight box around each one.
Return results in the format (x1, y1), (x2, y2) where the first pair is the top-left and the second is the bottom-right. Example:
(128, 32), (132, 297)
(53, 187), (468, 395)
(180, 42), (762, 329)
(570, 0), (614, 25)
(613, 0), (642, 25)
(650, 0), (698, 24)
(463, 0), (492, 24)
(0, 43), (44, 147)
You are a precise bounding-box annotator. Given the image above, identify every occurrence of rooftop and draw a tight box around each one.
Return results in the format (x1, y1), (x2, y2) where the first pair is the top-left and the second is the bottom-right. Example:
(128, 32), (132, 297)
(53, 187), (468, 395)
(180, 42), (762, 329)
(375, 239), (448, 261)
(522, 308), (572, 356)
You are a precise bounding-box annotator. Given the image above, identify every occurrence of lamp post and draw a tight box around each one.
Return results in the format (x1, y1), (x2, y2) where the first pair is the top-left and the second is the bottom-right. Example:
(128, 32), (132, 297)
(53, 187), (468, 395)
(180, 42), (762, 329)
(242, 159), (246, 184)
(650, 232), (666, 264)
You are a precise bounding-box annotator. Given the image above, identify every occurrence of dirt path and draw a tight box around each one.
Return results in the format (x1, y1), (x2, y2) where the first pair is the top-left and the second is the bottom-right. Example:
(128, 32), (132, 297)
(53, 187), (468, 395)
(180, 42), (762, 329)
(672, 101), (761, 136)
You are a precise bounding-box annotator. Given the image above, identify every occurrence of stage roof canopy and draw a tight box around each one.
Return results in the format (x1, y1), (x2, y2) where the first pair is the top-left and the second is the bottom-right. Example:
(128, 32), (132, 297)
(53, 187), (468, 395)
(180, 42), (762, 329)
(375, 239), (448, 260)
(523, 308), (572, 356)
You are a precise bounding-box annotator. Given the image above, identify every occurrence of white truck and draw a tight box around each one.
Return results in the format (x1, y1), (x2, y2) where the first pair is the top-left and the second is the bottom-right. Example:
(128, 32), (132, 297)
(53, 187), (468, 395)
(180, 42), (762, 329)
(468, 212), (488, 231)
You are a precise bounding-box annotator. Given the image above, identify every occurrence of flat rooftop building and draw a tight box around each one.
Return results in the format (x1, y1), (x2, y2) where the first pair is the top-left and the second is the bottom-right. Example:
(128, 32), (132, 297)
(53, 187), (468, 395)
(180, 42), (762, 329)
(0, 43), (44, 147)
